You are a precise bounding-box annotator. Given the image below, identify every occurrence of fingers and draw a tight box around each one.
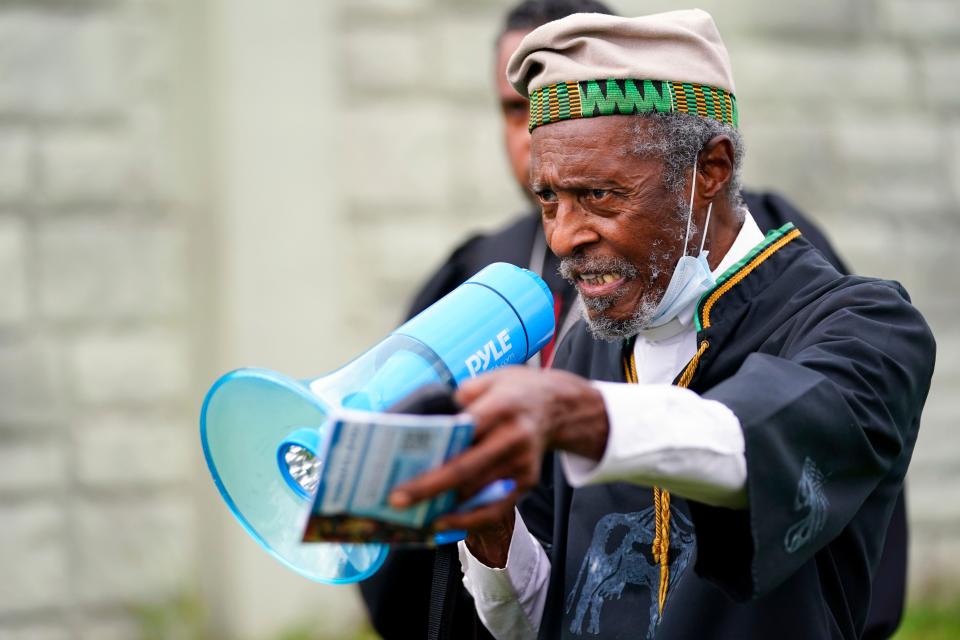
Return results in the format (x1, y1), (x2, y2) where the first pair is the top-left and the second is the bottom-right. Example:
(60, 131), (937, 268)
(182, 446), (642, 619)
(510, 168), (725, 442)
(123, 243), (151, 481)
(388, 459), (464, 510)
(464, 388), (518, 440)
(432, 492), (519, 532)
(389, 430), (517, 509)
(389, 422), (539, 509)
(456, 366), (535, 411)
(458, 368), (538, 440)
(389, 368), (548, 520)
(455, 373), (497, 407)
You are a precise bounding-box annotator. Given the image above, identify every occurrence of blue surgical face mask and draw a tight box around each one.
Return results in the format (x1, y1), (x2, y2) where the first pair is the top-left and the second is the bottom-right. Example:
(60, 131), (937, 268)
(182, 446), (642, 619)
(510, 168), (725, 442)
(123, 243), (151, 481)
(646, 158), (716, 329)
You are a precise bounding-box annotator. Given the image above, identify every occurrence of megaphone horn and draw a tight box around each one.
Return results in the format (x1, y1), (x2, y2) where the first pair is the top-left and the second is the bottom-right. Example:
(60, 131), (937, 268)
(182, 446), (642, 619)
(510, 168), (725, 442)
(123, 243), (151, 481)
(200, 263), (555, 584)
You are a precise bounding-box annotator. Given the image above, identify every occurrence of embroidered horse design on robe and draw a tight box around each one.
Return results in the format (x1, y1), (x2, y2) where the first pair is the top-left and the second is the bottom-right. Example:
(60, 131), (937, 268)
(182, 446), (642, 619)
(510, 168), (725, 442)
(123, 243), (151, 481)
(565, 507), (695, 638)
(784, 456), (829, 553)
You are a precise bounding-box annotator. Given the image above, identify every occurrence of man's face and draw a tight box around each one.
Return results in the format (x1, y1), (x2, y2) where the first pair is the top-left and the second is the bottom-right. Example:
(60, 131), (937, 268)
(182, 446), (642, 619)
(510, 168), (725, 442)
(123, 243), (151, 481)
(496, 30), (534, 199)
(531, 116), (688, 337)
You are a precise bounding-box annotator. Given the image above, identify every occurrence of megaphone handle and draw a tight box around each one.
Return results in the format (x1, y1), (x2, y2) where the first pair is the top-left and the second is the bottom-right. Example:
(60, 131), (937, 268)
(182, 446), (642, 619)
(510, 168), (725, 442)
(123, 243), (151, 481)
(432, 478), (517, 545)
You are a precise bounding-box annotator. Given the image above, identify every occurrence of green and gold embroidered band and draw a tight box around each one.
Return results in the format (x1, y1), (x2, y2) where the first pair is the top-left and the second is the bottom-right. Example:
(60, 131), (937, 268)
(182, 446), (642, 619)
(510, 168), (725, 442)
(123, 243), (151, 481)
(527, 79), (738, 131)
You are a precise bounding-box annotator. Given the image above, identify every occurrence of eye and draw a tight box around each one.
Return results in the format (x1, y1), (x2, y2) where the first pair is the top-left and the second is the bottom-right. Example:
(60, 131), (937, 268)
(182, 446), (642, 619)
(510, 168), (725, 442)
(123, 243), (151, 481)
(535, 189), (557, 204)
(588, 189), (610, 200)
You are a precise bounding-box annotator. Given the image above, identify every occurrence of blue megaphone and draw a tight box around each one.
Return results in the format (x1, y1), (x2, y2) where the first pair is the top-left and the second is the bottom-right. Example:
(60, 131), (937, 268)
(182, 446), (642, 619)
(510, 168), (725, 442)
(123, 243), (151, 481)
(200, 263), (555, 584)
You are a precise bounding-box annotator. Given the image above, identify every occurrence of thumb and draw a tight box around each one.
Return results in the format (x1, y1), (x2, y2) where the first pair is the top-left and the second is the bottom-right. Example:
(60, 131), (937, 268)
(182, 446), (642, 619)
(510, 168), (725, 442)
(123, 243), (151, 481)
(454, 370), (500, 407)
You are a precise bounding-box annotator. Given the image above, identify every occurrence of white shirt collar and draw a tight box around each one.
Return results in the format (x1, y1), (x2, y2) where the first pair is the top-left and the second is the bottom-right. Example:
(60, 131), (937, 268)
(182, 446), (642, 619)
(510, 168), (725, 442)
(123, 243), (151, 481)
(711, 211), (764, 283)
(635, 210), (764, 343)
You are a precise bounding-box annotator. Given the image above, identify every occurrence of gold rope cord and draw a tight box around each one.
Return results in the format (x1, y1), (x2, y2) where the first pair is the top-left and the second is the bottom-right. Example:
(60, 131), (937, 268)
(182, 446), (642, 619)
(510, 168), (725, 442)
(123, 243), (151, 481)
(623, 338), (709, 617)
(699, 228), (802, 330)
(633, 224), (799, 616)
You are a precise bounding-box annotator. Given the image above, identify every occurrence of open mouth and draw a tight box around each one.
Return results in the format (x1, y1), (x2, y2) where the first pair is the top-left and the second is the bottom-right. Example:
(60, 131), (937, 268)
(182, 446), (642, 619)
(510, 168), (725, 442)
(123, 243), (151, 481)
(560, 254), (638, 306)
(576, 271), (627, 297)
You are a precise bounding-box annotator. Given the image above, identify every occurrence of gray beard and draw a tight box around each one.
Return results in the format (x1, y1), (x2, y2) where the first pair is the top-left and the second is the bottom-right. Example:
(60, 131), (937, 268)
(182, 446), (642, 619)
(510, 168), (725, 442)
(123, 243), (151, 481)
(558, 207), (691, 342)
(578, 293), (660, 342)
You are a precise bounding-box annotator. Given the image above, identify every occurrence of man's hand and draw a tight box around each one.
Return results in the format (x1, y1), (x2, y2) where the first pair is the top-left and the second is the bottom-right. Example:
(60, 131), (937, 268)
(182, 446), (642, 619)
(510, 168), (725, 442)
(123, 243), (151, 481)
(388, 367), (609, 535)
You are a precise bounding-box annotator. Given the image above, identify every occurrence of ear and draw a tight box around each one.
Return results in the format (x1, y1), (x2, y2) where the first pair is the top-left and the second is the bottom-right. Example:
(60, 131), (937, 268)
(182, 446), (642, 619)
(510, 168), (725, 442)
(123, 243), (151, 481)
(697, 135), (735, 201)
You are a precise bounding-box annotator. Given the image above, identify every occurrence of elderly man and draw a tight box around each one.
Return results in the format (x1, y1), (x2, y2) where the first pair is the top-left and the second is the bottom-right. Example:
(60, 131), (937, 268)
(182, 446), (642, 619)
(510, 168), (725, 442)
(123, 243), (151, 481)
(390, 10), (935, 640)
(405, 0), (849, 355)
(362, 3), (858, 637)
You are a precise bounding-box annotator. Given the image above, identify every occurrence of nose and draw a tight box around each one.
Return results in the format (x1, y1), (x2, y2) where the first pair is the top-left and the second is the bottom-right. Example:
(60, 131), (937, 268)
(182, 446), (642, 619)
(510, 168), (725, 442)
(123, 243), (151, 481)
(545, 198), (600, 258)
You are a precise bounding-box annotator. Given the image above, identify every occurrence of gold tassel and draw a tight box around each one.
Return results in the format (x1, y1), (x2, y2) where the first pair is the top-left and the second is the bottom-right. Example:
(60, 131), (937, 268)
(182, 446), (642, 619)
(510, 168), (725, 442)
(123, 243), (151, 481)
(624, 340), (710, 621)
(652, 486), (671, 615)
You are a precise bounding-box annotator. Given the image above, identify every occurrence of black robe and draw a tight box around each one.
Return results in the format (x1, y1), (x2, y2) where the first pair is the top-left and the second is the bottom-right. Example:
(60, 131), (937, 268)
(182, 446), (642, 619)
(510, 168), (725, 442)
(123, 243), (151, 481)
(359, 195), (914, 640)
(531, 225), (935, 639)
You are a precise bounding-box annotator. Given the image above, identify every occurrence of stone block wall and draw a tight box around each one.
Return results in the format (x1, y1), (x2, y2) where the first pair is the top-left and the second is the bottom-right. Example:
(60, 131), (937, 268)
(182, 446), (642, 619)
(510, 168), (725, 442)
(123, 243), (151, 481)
(0, 1), (196, 638)
(337, 1), (526, 344)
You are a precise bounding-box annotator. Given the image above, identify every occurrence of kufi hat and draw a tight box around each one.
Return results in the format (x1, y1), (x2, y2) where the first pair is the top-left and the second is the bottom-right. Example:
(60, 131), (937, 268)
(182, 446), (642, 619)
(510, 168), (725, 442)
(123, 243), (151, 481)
(506, 9), (738, 131)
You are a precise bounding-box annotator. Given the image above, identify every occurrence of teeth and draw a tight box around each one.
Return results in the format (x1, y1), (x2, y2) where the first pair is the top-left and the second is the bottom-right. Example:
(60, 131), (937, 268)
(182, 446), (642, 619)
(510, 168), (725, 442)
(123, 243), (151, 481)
(579, 273), (621, 285)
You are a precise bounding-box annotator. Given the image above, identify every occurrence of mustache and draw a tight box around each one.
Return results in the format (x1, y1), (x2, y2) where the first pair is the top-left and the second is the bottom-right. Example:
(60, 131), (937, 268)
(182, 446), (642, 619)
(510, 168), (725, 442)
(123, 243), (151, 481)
(558, 254), (639, 284)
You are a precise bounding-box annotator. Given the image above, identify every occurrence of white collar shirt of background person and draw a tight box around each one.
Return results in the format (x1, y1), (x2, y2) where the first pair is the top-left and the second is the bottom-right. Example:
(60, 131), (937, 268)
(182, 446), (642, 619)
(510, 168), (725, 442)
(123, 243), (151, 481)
(457, 212), (765, 640)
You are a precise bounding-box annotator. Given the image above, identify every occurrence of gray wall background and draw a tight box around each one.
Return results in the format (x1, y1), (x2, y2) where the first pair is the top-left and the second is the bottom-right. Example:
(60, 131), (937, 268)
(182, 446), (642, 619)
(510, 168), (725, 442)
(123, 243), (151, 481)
(0, 0), (957, 638)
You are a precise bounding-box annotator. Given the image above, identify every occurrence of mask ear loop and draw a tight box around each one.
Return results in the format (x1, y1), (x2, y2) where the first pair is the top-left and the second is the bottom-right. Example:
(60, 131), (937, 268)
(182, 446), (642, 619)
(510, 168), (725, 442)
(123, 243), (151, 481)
(682, 156), (699, 257)
(698, 202), (713, 256)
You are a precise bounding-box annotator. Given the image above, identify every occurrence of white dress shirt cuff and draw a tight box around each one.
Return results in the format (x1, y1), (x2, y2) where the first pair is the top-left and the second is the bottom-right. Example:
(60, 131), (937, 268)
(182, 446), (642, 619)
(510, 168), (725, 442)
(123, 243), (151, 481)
(560, 382), (748, 509)
(458, 510), (550, 640)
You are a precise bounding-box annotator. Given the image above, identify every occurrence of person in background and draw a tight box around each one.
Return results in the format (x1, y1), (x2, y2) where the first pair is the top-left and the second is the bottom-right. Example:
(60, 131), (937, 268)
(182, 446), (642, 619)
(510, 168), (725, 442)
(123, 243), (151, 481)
(361, 2), (904, 638)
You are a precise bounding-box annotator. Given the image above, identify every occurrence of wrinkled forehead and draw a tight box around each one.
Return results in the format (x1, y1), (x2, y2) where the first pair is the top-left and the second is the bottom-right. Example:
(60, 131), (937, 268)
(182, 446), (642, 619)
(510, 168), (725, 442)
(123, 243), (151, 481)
(529, 116), (664, 186)
(529, 115), (653, 163)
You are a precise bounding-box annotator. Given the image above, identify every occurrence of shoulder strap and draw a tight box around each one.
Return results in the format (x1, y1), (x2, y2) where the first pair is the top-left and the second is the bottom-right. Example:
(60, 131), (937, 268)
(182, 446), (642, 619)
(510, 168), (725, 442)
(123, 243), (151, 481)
(427, 545), (460, 640)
